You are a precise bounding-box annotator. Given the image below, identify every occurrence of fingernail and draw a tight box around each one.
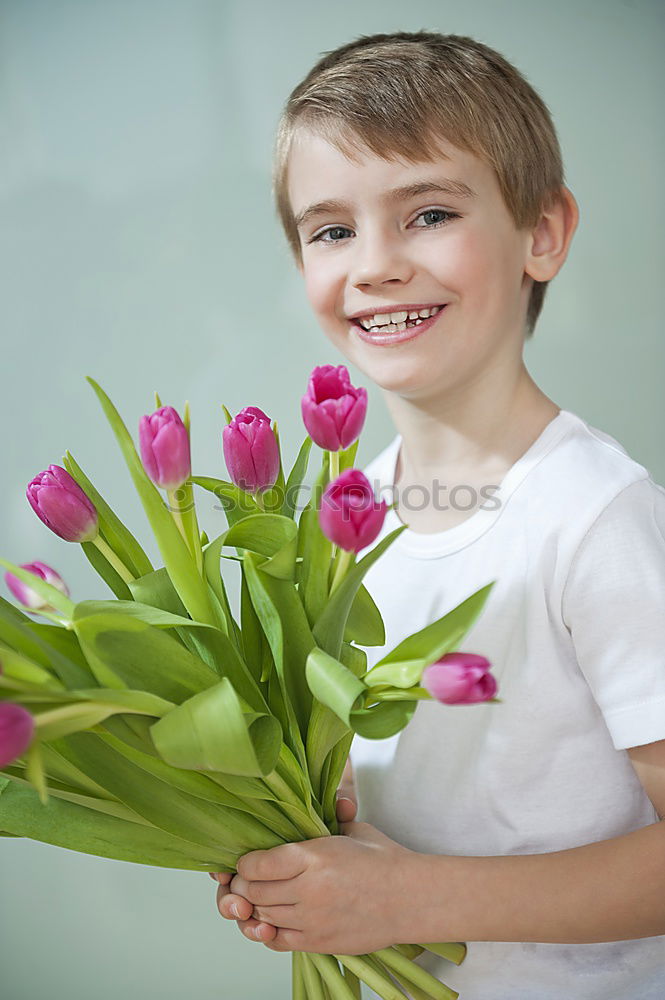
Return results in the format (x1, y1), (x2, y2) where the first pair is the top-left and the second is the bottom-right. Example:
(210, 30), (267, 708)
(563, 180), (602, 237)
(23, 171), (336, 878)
(230, 903), (240, 918)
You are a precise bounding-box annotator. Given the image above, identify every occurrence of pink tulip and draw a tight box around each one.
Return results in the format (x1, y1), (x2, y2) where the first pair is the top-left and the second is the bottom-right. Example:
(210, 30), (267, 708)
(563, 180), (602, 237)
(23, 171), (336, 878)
(0, 702), (34, 768)
(26, 465), (98, 542)
(139, 406), (191, 490)
(301, 365), (368, 452)
(4, 561), (70, 612)
(319, 469), (388, 552)
(222, 406), (280, 494)
(422, 653), (497, 705)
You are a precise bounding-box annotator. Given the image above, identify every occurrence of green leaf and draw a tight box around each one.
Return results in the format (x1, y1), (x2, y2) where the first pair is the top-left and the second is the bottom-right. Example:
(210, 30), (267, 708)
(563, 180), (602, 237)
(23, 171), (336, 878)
(306, 647), (366, 728)
(150, 678), (281, 778)
(128, 567), (188, 614)
(224, 514), (298, 580)
(80, 540), (134, 599)
(282, 435), (312, 520)
(242, 552), (314, 753)
(72, 612), (219, 700)
(93, 729), (303, 842)
(33, 689), (174, 742)
(240, 571), (265, 688)
(63, 450), (154, 578)
(364, 581), (496, 688)
(339, 437), (360, 474)
(202, 531), (241, 640)
(297, 460), (333, 626)
(25, 622), (92, 674)
(0, 643), (65, 688)
(305, 646), (417, 739)
(85, 377), (216, 626)
(312, 525), (407, 660)
(0, 773), (236, 870)
(0, 601), (95, 689)
(189, 477), (258, 528)
(25, 741), (49, 804)
(321, 729), (355, 832)
(73, 599), (216, 631)
(58, 730), (284, 853)
(344, 584), (385, 646)
(173, 622), (271, 717)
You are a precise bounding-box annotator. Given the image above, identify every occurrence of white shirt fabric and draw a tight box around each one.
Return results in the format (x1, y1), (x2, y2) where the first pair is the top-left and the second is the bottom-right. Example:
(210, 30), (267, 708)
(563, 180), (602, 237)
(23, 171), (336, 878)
(350, 408), (665, 1000)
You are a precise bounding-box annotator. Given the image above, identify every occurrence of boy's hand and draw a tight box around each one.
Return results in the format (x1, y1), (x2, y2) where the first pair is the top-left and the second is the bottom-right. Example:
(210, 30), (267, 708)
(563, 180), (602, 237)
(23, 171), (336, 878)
(211, 777), (358, 944)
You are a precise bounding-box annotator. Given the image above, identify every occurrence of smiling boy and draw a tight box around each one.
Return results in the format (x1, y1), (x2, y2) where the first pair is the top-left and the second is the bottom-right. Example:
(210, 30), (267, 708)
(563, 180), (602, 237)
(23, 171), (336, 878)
(213, 31), (665, 998)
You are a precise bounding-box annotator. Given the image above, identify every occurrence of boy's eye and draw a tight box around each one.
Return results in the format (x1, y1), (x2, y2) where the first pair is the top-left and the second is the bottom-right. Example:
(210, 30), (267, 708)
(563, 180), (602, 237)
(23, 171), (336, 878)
(308, 208), (459, 244)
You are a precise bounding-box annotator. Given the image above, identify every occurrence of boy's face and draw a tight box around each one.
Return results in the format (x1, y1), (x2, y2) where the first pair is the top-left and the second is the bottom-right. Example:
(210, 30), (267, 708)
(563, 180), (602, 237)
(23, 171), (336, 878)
(288, 128), (539, 402)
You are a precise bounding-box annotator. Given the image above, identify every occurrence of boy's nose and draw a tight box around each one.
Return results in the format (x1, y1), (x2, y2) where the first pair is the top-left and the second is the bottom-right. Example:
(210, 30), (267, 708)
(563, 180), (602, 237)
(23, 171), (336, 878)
(349, 236), (414, 288)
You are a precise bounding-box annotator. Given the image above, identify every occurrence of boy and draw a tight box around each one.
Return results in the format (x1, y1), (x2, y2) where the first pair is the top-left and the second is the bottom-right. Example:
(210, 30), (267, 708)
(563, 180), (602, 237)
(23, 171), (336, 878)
(212, 31), (665, 998)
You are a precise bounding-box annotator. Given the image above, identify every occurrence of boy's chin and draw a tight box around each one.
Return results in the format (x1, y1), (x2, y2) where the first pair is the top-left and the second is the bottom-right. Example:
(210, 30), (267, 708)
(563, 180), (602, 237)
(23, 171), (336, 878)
(354, 354), (443, 399)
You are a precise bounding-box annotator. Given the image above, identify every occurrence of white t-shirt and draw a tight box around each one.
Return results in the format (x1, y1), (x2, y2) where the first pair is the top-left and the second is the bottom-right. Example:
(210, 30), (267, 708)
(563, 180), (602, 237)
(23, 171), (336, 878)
(351, 408), (665, 1000)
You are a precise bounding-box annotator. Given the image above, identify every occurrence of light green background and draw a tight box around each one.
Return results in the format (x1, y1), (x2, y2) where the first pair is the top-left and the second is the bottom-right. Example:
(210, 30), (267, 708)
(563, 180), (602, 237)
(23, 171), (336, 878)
(0, 1), (663, 998)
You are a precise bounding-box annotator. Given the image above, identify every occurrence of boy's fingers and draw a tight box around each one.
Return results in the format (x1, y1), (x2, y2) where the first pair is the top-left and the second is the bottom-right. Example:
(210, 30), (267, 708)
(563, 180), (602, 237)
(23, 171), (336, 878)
(335, 795), (358, 822)
(216, 890), (253, 921)
(237, 916), (277, 942)
(214, 884), (276, 941)
(209, 871), (233, 884)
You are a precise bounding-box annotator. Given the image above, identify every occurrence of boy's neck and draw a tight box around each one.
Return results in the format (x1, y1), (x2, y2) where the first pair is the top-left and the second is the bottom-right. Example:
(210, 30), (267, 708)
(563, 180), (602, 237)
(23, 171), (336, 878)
(383, 363), (560, 486)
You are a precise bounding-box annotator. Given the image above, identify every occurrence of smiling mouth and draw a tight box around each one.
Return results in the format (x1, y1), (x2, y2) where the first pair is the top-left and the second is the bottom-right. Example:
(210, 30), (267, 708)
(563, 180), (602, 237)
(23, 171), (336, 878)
(351, 304), (447, 346)
(354, 304), (444, 333)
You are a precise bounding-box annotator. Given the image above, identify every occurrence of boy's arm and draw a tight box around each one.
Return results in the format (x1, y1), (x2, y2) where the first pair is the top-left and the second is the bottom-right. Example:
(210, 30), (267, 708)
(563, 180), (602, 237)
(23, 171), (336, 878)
(404, 739), (665, 946)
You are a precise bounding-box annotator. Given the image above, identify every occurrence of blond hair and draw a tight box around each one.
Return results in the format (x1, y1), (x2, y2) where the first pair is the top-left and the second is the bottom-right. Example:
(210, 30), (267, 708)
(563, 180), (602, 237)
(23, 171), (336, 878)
(272, 30), (567, 338)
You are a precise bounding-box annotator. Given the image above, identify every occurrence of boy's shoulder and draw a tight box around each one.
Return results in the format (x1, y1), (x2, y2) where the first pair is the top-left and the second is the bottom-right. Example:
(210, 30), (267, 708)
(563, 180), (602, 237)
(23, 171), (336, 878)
(541, 409), (654, 505)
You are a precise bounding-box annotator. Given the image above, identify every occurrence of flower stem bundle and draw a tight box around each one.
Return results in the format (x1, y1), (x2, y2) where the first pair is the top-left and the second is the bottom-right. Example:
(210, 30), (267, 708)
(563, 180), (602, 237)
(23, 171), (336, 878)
(0, 363), (499, 999)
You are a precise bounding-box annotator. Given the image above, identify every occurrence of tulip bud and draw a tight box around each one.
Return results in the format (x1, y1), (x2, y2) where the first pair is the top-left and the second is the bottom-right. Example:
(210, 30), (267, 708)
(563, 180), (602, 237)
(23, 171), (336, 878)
(26, 465), (98, 542)
(0, 702), (34, 768)
(222, 406), (280, 494)
(319, 469), (388, 553)
(301, 365), (368, 452)
(4, 561), (70, 613)
(139, 405), (191, 490)
(421, 653), (497, 705)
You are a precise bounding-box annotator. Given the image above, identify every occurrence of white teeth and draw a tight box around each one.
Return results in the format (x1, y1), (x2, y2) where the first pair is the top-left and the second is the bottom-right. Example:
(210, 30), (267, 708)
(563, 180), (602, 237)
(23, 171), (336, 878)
(357, 305), (442, 330)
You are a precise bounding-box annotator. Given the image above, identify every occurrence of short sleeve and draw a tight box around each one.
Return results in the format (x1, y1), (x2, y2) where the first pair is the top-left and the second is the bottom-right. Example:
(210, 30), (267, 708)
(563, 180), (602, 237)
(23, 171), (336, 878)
(561, 477), (665, 750)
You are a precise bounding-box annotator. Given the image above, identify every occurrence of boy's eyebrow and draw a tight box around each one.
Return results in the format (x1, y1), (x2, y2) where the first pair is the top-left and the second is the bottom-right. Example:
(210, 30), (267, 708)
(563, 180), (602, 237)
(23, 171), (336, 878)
(294, 178), (477, 230)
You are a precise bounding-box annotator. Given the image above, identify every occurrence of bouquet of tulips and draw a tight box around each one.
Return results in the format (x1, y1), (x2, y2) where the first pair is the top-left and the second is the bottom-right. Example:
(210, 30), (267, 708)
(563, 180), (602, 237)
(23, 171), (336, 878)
(0, 364), (498, 1000)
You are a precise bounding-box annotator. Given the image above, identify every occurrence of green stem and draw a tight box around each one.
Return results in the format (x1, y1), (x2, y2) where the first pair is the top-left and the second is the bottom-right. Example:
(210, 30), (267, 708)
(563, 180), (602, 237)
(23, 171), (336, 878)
(91, 535), (135, 584)
(299, 954), (328, 999)
(329, 450), (340, 482)
(34, 609), (71, 627)
(261, 769), (330, 839)
(166, 488), (190, 547)
(334, 953), (407, 1000)
(309, 954), (360, 1000)
(181, 480), (204, 574)
(330, 548), (353, 595)
(342, 964), (362, 1000)
(254, 491), (265, 511)
(373, 946), (459, 1000)
(292, 952), (307, 1000)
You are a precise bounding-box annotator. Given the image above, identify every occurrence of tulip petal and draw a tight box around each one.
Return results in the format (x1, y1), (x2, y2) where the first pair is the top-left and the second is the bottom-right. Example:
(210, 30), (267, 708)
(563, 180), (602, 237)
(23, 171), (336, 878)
(0, 703), (34, 768)
(29, 486), (98, 542)
(319, 470), (388, 552)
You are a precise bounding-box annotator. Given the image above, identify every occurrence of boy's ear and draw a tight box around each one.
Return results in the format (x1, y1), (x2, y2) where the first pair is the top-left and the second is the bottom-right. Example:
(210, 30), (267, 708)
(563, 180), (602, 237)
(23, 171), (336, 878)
(524, 185), (579, 283)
